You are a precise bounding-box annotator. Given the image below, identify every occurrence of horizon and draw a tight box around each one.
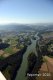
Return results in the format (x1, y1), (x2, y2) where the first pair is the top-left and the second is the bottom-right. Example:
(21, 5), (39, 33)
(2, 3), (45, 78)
(0, 22), (53, 26)
(0, 22), (53, 25)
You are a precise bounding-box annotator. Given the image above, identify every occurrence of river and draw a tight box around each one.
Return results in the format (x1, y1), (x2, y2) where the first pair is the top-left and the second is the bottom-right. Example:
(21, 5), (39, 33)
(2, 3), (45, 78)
(15, 32), (39, 80)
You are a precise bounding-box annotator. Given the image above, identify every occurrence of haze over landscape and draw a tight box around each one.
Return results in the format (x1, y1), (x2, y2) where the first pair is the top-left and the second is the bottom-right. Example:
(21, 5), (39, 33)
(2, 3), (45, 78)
(0, 0), (53, 80)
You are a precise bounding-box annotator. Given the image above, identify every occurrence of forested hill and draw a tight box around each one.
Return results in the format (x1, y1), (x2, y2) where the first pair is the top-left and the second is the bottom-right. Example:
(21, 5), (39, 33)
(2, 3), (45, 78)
(0, 24), (34, 32)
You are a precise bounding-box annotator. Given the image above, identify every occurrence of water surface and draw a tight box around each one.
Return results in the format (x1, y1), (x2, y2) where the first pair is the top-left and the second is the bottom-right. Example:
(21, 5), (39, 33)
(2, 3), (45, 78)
(15, 33), (39, 80)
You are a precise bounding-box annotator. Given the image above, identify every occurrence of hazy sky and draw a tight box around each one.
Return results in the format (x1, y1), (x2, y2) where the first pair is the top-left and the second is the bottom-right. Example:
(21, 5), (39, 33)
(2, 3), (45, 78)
(0, 0), (53, 24)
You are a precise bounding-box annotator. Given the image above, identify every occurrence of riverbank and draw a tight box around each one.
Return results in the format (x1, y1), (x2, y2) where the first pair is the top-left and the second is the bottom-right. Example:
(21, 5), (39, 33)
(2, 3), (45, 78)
(15, 33), (39, 80)
(0, 45), (27, 80)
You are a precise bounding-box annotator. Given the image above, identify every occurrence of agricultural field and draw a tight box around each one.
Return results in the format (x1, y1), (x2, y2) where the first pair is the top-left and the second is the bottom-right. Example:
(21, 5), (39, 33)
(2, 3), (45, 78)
(36, 56), (53, 80)
(41, 31), (53, 40)
(0, 36), (24, 59)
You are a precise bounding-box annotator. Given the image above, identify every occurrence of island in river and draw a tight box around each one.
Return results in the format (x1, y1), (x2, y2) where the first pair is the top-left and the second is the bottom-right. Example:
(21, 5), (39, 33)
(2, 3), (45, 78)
(0, 27), (53, 80)
(28, 31), (53, 80)
(0, 30), (38, 80)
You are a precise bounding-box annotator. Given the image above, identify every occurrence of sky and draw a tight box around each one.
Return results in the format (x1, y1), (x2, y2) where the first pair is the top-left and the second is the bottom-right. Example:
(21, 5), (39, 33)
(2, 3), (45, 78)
(0, 0), (53, 24)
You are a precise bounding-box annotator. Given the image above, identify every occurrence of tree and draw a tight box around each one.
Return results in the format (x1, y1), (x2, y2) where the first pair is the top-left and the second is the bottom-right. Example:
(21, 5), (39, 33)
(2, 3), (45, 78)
(26, 52), (37, 73)
(0, 39), (2, 43)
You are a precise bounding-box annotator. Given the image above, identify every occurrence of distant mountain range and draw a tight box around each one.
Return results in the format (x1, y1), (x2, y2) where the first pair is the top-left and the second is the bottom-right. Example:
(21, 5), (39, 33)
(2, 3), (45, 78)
(0, 23), (53, 32)
(30, 24), (53, 31)
(0, 24), (34, 32)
